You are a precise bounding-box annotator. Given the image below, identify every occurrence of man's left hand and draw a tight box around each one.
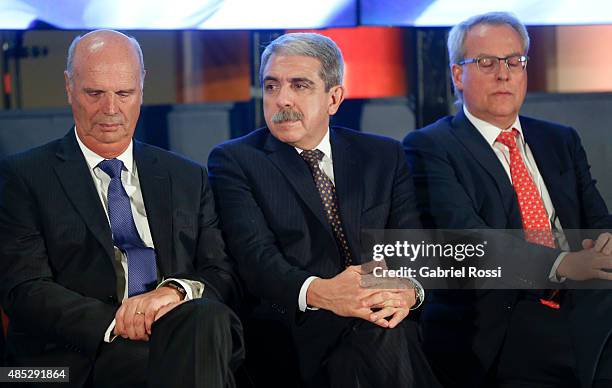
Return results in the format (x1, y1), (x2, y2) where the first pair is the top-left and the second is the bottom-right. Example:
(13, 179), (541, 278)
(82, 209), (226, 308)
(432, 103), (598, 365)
(582, 232), (612, 255)
(114, 286), (183, 341)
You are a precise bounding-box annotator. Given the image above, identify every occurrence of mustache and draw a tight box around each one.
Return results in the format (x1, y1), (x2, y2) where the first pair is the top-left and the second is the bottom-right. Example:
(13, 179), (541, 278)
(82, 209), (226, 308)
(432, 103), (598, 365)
(272, 109), (304, 124)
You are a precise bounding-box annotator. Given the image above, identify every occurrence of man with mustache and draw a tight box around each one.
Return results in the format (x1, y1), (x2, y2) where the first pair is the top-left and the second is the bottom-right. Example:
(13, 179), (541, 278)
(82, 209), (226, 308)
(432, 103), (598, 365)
(403, 12), (612, 388)
(0, 30), (244, 387)
(208, 33), (440, 387)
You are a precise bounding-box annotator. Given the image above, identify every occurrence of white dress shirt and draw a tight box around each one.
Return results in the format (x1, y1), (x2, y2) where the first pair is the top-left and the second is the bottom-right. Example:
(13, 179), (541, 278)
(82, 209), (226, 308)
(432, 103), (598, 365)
(74, 128), (203, 342)
(463, 107), (570, 281)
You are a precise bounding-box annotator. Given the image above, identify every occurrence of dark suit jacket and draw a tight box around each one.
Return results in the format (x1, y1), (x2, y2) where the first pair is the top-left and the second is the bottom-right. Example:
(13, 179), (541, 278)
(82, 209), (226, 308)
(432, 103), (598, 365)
(403, 110), (612, 387)
(208, 126), (421, 379)
(0, 130), (240, 382)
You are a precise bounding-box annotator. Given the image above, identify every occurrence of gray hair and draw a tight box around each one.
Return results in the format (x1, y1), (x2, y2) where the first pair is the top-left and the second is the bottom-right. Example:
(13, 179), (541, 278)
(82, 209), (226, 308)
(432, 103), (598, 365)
(260, 32), (344, 91)
(65, 32), (145, 87)
(448, 12), (530, 101)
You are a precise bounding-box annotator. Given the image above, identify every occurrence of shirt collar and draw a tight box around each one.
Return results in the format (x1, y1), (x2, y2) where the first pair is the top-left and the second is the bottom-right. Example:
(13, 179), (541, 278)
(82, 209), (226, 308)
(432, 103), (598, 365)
(74, 126), (134, 173)
(294, 128), (332, 160)
(463, 105), (524, 147)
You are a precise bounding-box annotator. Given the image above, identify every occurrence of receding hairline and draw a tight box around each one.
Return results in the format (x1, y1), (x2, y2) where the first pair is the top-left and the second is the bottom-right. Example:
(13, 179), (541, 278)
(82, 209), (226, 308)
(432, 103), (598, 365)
(73, 31), (139, 66)
(467, 22), (523, 39)
(66, 30), (145, 83)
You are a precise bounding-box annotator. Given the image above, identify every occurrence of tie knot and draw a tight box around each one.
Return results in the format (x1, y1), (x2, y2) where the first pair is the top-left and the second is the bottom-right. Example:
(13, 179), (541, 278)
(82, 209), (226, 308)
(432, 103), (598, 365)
(496, 128), (519, 150)
(98, 158), (124, 179)
(300, 149), (325, 166)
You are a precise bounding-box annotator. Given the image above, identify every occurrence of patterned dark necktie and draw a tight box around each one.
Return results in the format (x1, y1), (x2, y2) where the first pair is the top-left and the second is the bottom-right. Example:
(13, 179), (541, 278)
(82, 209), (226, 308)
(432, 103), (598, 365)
(98, 158), (157, 297)
(300, 149), (353, 267)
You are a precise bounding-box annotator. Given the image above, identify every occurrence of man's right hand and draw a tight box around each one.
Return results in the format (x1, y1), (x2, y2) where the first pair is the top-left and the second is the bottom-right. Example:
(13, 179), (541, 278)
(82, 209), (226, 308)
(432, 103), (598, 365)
(306, 265), (410, 328)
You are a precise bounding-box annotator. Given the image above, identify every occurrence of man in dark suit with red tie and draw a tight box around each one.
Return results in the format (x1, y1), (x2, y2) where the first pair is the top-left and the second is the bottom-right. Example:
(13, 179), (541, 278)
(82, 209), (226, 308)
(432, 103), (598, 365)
(403, 11), (612, 388)
(208, 32), (440, 387)
(0, 30), (243, 387)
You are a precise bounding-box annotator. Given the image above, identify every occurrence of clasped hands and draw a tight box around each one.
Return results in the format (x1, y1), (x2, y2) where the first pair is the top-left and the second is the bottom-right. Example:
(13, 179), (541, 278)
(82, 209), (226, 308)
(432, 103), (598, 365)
(306, 265), (417, 329)
(557, 232), (612, 281)
(113, 286), (186, 341)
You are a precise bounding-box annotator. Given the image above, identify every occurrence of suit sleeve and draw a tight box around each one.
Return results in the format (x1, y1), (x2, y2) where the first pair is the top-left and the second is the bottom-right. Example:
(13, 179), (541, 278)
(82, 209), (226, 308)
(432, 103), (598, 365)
(403, 130), (492, 230)
(0, 159), (115, 357)
(567, 127), (612, 229)
(388, 141), (423, 229)
(189, 166), (243, 308)
(403, 129), (562, 288)
(208, 146), (312, 313)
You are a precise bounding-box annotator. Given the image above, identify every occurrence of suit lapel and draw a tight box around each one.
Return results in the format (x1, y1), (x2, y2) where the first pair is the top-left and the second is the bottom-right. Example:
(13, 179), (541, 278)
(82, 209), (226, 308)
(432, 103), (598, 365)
(134, 142), (173, 275)
(264, 130), (333, 235)
(522, 122), (572, 227)
(54, 131), (114, 262)
(330, 128), (363, 259)
(451, 111), (518, 221)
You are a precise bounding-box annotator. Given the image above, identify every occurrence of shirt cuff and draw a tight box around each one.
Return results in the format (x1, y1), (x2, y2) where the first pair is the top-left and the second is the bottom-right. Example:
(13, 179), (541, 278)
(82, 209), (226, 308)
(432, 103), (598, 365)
(298, 276), (320, 312)
(104, 319), (117, 343)
(550, 252), (569, 283)
(158, 278), (205, 300)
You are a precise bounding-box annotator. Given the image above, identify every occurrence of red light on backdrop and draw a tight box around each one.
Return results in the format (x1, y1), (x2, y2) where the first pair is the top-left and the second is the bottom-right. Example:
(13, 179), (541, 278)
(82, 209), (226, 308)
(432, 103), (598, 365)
(294, 27), (408, 99)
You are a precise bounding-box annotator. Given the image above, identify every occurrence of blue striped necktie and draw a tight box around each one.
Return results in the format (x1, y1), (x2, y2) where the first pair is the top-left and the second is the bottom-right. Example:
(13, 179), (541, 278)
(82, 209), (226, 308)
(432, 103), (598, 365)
(98, 158), (157, 297)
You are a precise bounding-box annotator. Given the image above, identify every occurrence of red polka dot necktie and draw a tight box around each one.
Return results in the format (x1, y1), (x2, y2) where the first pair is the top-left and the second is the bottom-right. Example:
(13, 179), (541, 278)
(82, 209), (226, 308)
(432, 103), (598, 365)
(300, 149), (353, 267)
(496, 129), (555, 248)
